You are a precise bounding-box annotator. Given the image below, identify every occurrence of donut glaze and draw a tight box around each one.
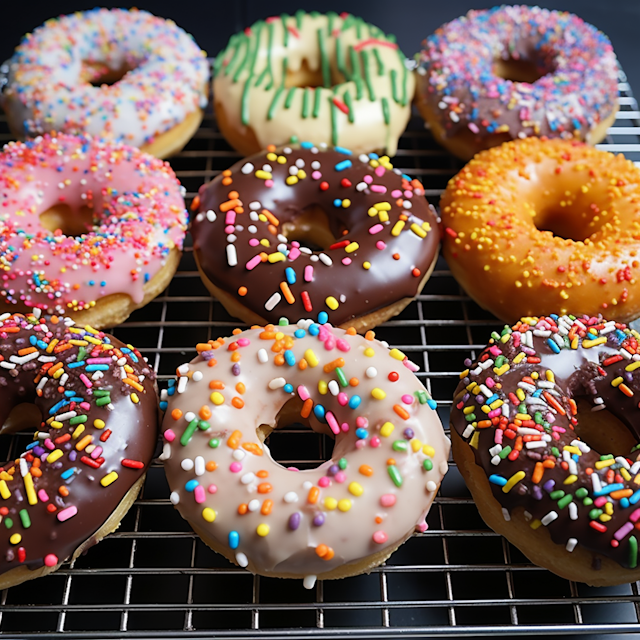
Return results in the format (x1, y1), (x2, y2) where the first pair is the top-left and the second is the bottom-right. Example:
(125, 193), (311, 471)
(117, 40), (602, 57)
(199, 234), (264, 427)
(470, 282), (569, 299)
(0, 311), (157, 586)
(0, 133), (188, 323)
(416, 5), (618, 159)
(2, 8), (209, 154)
(213, 11), (414, 156)
(440, 138), (640, 324)
(192, 143), (439, 330)
(452, 314), (640, 578)
(162, 321), (450, 585)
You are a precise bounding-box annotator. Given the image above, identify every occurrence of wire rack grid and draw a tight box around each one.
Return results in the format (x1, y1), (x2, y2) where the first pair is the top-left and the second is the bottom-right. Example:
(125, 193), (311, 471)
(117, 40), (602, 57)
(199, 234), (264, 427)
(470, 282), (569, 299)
(0, 72), (640, 640)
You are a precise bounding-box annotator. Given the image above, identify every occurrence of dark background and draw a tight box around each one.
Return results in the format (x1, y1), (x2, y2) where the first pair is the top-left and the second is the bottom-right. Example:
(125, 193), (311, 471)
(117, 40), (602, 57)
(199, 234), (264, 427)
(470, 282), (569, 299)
(0, 1), (638, 96)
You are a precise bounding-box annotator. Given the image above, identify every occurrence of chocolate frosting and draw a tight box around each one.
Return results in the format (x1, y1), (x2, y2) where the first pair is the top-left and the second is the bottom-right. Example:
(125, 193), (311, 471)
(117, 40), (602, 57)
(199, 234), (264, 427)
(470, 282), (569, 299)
(451, 314), (640, 569)
(192, 144), (439, 327)
(0, 312), (158, 576)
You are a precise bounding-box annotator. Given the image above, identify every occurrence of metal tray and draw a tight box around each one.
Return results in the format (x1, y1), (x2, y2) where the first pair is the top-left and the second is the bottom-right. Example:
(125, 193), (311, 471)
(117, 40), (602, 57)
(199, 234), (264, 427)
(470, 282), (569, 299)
(0, 71), (639, 639)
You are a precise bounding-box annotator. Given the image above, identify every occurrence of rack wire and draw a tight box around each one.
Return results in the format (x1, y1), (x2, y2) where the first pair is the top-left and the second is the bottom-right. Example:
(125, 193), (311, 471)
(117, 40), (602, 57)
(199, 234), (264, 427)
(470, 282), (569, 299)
(0, 72), (639, 639)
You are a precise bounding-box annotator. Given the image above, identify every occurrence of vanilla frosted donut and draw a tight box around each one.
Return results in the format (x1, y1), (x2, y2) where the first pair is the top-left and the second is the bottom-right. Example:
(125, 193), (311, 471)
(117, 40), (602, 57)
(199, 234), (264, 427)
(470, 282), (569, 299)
(213, 11), (414, 156)
(162, 321), (450, 586)
(0, 133), (188, 329)
(2, 8), (209, 158)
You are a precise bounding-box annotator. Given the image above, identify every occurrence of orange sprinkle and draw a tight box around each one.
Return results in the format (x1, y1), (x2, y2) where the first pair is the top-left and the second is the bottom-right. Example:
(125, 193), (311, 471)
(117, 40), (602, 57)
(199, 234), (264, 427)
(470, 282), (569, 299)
(231, 352), (241, 363)
(199, 406), (212, 420)
(256, 470), (269, 478)
(238, 286), (248, 296)
(268, 224), (278, 236)
(349, 377), (359, 387)
(196, 343), (213, 353)
(543, 391), (566, 415)
(231, 397), (245, 409)
(359, 465), (374, 477)
(298, 358), (308, 370)
(205, 461), (217, 472)
(238, 503), (248, 515)
(220, 198), (241, 213)
(190, 195), (200, 211)
(221, 177), (232, 186)
(261, 499), (273, 515)
(393, 404), (410, 420)
(280, 281), (295, 304)
(375, 516), (383, 524)
(209, 380), (225, 390)
(222, 170), (232, 177)
(58, 486), (69, 497)
(207, 358), (217, 367)
(262, 209), (280, 226)
(611, 489), (634, 500)
(568, 399), (578, 415)
(17, 347), (37, 356)
(307, 486), (320, 504)
(228, 190), (239, 199)
(532, 461), (544, 484)
(274, 354), (285, 366)
(346, 327), (357, 335)
(236, 382), (246, 394)
(365, 331), (375, 341)
(387, 458), (396, 466)
(232, 328), (242, 335)
(301, 398), (313, 418)
(323, 358), (345, 373)
(257, 482), (272, 494)
(227, 430), (242, 449)
(171, 408), (183, 421)
(242, 443), (263, 456)
(31, 467), (42, 478)
(620, 384), (634, 397)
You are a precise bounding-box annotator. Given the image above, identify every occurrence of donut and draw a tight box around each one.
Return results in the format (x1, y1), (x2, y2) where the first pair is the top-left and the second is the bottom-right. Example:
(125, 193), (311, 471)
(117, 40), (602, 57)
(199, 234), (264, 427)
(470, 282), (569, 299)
(0, 133), (189, 329)
(1, 8), (209, 159)
(191, 142), (439, 332)
(0, 310), (157, 588)
(451, 313), (640, 586)
(213, 11), (414, 157)
(161, 320), (450, 586)
(440, 137), (640, 324)
(415, 6), (619, 160)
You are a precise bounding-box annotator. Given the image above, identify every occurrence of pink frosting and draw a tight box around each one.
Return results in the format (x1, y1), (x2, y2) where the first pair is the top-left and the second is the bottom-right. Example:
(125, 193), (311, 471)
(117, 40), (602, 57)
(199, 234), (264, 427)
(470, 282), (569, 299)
(0, 133), (188, 313)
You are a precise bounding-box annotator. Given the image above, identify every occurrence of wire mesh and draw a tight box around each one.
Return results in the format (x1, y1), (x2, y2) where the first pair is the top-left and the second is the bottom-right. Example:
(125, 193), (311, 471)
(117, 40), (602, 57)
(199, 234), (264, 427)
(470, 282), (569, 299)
(0, 72), (639, 639)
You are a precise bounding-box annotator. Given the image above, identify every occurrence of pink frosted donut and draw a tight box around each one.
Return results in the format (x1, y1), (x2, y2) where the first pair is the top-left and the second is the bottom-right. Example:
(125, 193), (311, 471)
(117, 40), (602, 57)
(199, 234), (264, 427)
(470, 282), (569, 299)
(0, 133), (188, 328)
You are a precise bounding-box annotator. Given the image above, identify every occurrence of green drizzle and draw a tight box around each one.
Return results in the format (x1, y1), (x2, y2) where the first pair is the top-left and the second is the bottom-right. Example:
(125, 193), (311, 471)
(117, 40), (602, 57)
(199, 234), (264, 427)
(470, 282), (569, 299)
(630, 536), (638, 569)
(295, 9), (304, 30)
(267, 86), (284, 120)
(241, 80), (252, 125)
(281, 14), (290, 47)
(327, 11), (337, 34)
(341, 14), (354, 31)
(373, 48), (385, 75)
(302, 87), (310, 118)
(335, 35), (348, 80)
(361, 50), (375, 100)
(397, 49), (408, 106)
(318, 29), (331, 87)
(313, 87), (322, 118)
(330, 94), (339, 146)
(284, 87), (297, 109)
(348, 46), (363, 100)
(390, 69), (400, 104)
(343, 89), (354, 123)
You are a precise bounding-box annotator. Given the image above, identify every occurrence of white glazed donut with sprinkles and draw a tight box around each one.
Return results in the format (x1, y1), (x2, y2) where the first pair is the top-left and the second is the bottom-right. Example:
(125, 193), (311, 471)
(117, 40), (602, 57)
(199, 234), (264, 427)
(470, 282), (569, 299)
(1, 8), (209, 159)
(161, 320), (450, 586)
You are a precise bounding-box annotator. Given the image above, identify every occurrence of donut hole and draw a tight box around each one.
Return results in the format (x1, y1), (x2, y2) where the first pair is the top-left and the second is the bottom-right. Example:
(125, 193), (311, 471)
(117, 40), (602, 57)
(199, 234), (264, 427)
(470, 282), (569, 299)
(1, 403), (41, 435)
(280, 205), (348, 252)
(493, 56), (554, 84)
(257, 397), (335, 470)
(39, 203), (95, 237)
(533, 203), (606, 241)
(284, 59), (341, 89)
(81, 61), (135, 87)
(573, 398), (637, 457)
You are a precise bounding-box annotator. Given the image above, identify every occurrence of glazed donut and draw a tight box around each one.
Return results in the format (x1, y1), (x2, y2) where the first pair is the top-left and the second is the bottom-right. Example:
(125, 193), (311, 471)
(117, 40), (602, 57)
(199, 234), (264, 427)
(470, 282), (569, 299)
(192, 142), (439, 332)
(415, 6), (619, 160)
(451, 313), (640, 586)
(161, 320), (450, 586)
(440, 137), (640, 324)
(0, 310), (157, 588)
(1, 8), (209, 159)
(213, 11), (414, 157)
(0, 133), (188, 329)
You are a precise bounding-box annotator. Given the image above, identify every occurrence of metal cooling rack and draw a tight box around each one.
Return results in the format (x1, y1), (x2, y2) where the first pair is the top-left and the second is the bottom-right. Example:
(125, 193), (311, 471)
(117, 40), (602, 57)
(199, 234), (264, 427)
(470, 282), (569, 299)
(0, 72), (640, 639)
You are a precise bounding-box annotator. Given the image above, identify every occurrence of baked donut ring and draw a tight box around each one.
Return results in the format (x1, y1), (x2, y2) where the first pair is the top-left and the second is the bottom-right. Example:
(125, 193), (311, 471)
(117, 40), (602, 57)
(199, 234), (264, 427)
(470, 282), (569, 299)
(162, 321), (450, 586)
(0, 133), (188, 329)
(192, 142), (439, 332)
(415, 5), (619, 160)
(1, 8), (209, 159)
(213, 11), (414, 157)
(440, 138), (640, 324)
(0, 311), (157, 588)
(451, 314), (640, 586)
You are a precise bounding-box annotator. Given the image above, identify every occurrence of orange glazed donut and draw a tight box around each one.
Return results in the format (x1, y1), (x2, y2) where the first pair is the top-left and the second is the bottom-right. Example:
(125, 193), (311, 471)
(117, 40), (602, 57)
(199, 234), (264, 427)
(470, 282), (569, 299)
(440, 138), (640, 323)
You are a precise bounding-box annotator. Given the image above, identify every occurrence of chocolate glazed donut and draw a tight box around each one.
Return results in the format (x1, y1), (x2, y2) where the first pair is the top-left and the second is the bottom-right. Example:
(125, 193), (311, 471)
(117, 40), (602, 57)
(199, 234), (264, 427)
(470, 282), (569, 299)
(451, 314), (640, 586)
(192, 143), (440, 332)
(0, 311), (158, 588)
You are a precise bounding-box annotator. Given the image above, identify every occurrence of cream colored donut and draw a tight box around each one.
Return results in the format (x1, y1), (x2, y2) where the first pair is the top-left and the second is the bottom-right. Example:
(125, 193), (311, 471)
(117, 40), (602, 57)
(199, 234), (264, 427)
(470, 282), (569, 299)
(2, 8), (209, 159)
(161, 320), (450, 586)
(213, 11), (415, 157)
